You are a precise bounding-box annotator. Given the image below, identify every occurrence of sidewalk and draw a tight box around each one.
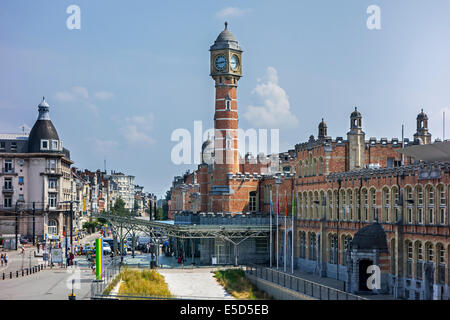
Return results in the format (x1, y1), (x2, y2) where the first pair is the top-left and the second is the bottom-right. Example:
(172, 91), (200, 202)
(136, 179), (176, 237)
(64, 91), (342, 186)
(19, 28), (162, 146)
(266, 266), (395, 300)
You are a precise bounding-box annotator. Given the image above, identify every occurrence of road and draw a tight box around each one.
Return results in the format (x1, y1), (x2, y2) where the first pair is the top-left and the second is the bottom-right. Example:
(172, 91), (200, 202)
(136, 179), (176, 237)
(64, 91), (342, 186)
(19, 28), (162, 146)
(0, 266), (95, 300)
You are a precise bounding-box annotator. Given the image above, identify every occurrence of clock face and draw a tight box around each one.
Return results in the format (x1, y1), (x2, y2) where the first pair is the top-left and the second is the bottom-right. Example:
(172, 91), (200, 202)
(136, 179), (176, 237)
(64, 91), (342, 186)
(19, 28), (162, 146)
(215, 55), (227, 71)
(230, 55), (239, 71)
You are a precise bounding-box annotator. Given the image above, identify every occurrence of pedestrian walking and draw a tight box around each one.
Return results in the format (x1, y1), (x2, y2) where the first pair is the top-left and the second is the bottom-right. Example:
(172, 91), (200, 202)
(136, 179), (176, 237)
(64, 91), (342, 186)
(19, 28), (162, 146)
(37, 241), (40, 253)
(0, 253), (3, 267)
(4, 253), (8, 266)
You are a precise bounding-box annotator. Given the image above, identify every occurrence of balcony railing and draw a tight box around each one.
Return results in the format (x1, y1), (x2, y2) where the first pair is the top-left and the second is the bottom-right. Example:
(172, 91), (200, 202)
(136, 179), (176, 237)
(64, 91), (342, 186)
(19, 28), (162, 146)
(2, 186), (13, 193)
(1, 167), (15, 174)
(43, 168), (62, 175)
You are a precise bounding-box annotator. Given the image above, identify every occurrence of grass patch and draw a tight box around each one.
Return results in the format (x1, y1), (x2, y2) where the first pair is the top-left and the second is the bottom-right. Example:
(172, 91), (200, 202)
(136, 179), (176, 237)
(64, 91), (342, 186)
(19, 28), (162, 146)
(214, 268), (271, 300)
(118, 268), (172, 298)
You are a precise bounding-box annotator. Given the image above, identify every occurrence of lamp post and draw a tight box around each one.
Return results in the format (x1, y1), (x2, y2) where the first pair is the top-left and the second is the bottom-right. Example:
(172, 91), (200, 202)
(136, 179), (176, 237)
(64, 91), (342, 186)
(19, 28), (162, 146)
(274, 175), (281, 270)
(60, 200), (80, 264)
(336, 178), (342, 281)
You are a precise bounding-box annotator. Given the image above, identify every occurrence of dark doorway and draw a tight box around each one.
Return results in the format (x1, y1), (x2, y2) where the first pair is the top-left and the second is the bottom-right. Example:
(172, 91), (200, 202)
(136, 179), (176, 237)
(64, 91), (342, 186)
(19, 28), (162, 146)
(359, 259), (373, 291)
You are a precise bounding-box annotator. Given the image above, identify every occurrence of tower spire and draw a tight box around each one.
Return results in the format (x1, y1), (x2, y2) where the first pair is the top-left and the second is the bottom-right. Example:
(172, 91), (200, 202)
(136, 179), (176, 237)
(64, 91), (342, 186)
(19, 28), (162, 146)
(224, 21), (228, 30)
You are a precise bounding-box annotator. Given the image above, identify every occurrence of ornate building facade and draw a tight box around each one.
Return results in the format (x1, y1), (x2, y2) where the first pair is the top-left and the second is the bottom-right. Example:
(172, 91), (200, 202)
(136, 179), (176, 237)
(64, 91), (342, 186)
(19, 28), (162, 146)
(168, 23), (450, 299)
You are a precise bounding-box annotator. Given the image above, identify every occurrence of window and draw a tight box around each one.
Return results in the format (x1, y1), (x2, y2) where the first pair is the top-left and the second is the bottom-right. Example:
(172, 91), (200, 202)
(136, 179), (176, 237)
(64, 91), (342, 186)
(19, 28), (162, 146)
(0, 142), (5, 150)
(428, 208), (434, 224)
(48, 178), (57, 189)
(11, 142), (17, 151)
(18, 194), (24, 202)
(48, 159), (56, 171)
(225, 99), (231, 110)
(41, 140), (49, 150)
(18, 176), (24, 185)
(52, 140), (58, 150)
(309, 234), (316, 260)
(439, 208), (445, 225)
(4, 196), (12, 208)
(49, 193), (57, 208)
(48, 220), (57, 235)
(4, 178), (12, 190)
(417, 208), (423, 224)
(417, 187), (423, 205)
(249, 191), (257, 212)
(407, 208), (413, 224)
(4, 159), (12, 173)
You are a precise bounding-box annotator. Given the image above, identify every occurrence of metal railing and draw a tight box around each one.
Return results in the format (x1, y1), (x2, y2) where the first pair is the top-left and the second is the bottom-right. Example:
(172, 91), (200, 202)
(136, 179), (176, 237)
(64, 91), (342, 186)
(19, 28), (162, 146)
(245, 264), (366, 300)
(90, 258), (122, 298)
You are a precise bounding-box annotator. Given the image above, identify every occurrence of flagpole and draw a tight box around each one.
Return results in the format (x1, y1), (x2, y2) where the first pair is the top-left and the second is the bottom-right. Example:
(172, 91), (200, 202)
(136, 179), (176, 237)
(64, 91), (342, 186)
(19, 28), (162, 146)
(269, 189), (273, 268)
(284, 191), (287, 272)
(292, 190), (295, 274)
(276, 184), (279, 270)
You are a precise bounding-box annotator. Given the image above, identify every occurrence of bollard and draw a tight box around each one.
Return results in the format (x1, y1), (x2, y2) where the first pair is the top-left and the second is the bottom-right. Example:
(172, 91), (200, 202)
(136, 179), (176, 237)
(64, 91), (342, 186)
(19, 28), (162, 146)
(10, 272), (12, 279)
(22, 270), (24, 277)
(26, 269), (28, 275)
(2, 273), (4, 280)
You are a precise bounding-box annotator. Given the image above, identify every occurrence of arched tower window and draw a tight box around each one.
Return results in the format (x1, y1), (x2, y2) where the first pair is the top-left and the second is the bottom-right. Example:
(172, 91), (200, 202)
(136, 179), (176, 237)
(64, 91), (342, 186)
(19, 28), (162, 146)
(48, 219), (58, 235)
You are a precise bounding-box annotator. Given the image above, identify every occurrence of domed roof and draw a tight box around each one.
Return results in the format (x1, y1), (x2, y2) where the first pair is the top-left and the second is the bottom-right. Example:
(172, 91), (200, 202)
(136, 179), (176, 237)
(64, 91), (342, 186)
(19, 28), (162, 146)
(319, 118), (327, 128)
(28, 97), (60, 153)
(201, 136), (214, 165)
(352, 222), (388, 252)
(202, 137), (213, 151)
(351, 107), (361, 118)
(210, 22), (242, 51)
(417, 109), (428, 120)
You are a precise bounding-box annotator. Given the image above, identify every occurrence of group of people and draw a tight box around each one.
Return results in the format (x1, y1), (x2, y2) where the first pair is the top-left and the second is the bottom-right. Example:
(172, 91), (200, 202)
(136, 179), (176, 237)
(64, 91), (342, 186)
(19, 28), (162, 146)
(0, 253), (7, 267)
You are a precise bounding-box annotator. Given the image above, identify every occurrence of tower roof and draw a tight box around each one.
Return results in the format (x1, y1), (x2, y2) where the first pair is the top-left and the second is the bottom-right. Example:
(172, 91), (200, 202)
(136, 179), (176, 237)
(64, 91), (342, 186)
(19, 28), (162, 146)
(417, 108), (428, 120)
(210, 22), (242, 51)
(351, 107), (361, 118)
(28, 97), (60, 153)
(319, 118), (327, 128)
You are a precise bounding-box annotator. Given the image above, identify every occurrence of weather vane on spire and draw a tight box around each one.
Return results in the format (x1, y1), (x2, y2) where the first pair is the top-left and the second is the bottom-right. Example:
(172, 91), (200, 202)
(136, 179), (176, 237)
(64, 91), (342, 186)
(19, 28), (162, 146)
(224, 21), (228, 29)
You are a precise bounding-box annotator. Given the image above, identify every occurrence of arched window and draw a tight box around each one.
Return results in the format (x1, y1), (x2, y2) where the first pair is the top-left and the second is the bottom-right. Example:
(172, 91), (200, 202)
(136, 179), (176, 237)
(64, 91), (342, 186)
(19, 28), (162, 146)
(382, 187), (390, 223)
(425, 243), (434, 262)
(405, 186), (413, 224)
(392, 187), (399, 222)
(313, 158), (317, 176)
(436, 243), (445, 284)
(370, 189), (377, 221)
(309, 233), (316, 260)
(437, 185), (446, 225)
(427, 186), (435, 224)
(340, 189), (346, 220)
(313, 192), (319, 219)
(415, 242), (423, 280)
(318, 157), (324, 175)
(48, 219), (57, 235)
(327, 190), (333, 220)
(416, 186), (424, 224)
(299, 232), (306, 258)
(329, 234), (337, 264)
(406, 241), (413, 278)
(348, 190), (353, 221)
(362, 189), (368, 221)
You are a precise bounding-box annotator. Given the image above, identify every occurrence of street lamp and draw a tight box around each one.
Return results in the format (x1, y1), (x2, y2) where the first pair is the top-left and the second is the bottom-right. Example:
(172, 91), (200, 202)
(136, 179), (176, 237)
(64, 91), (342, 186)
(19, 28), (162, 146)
(274, 174), (282, 270)
(60, 200), (80, 265)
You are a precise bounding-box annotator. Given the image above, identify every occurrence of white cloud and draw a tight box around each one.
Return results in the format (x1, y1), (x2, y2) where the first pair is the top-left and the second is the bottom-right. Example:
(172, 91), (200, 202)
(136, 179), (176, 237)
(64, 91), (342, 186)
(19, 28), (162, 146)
(94, 91), (114, 100)
(54, 86), (89, 102)
(90, 138), (119, 155)
(243, 67), (299, 128)
(121, 114), (156, 146)
(216, 7), (252, 19)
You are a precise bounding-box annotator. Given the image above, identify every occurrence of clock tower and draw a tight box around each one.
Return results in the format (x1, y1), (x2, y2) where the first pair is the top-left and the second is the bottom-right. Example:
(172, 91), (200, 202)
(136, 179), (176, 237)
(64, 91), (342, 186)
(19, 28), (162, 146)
(209, 22), (243, 211)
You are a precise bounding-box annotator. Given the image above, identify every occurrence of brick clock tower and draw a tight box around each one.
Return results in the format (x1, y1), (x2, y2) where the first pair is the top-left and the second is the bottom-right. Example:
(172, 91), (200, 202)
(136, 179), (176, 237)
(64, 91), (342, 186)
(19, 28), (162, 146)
(209, 22), (243, 212)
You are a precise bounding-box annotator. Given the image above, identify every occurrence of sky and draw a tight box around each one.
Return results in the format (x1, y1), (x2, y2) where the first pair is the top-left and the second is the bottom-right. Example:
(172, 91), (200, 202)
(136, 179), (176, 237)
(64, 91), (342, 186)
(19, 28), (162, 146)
(1, 0), (450, 198)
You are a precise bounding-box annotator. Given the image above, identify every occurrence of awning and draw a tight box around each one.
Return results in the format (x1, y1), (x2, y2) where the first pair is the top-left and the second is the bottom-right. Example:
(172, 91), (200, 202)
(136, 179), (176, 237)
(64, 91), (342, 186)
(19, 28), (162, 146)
(396, 141), (450, 161)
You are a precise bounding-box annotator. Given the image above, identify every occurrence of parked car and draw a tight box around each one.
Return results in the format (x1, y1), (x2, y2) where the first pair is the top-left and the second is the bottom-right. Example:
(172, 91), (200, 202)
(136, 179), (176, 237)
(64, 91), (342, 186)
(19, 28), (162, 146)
(102, 242), (112, 254)
(137, 236), (150, 251)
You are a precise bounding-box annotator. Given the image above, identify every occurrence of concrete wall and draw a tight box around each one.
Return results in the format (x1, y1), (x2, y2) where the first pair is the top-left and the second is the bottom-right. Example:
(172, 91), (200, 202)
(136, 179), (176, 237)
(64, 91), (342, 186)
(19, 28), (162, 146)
(246, 274), (316, 300)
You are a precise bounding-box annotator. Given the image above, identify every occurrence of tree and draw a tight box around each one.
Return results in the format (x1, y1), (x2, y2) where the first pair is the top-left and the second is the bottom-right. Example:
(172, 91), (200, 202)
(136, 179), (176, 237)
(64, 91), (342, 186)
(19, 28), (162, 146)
(111, 198), (131, 217)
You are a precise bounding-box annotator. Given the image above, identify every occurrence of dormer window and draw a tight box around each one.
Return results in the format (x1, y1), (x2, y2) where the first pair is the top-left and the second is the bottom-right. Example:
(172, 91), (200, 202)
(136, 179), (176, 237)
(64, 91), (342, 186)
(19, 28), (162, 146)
(52, 140), (58, 150)
(41, 140), (49, 150)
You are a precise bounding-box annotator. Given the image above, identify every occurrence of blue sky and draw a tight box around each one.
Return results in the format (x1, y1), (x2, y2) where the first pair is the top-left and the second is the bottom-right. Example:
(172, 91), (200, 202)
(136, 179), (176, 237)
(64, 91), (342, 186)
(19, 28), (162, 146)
(1, 0), (450, 197)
